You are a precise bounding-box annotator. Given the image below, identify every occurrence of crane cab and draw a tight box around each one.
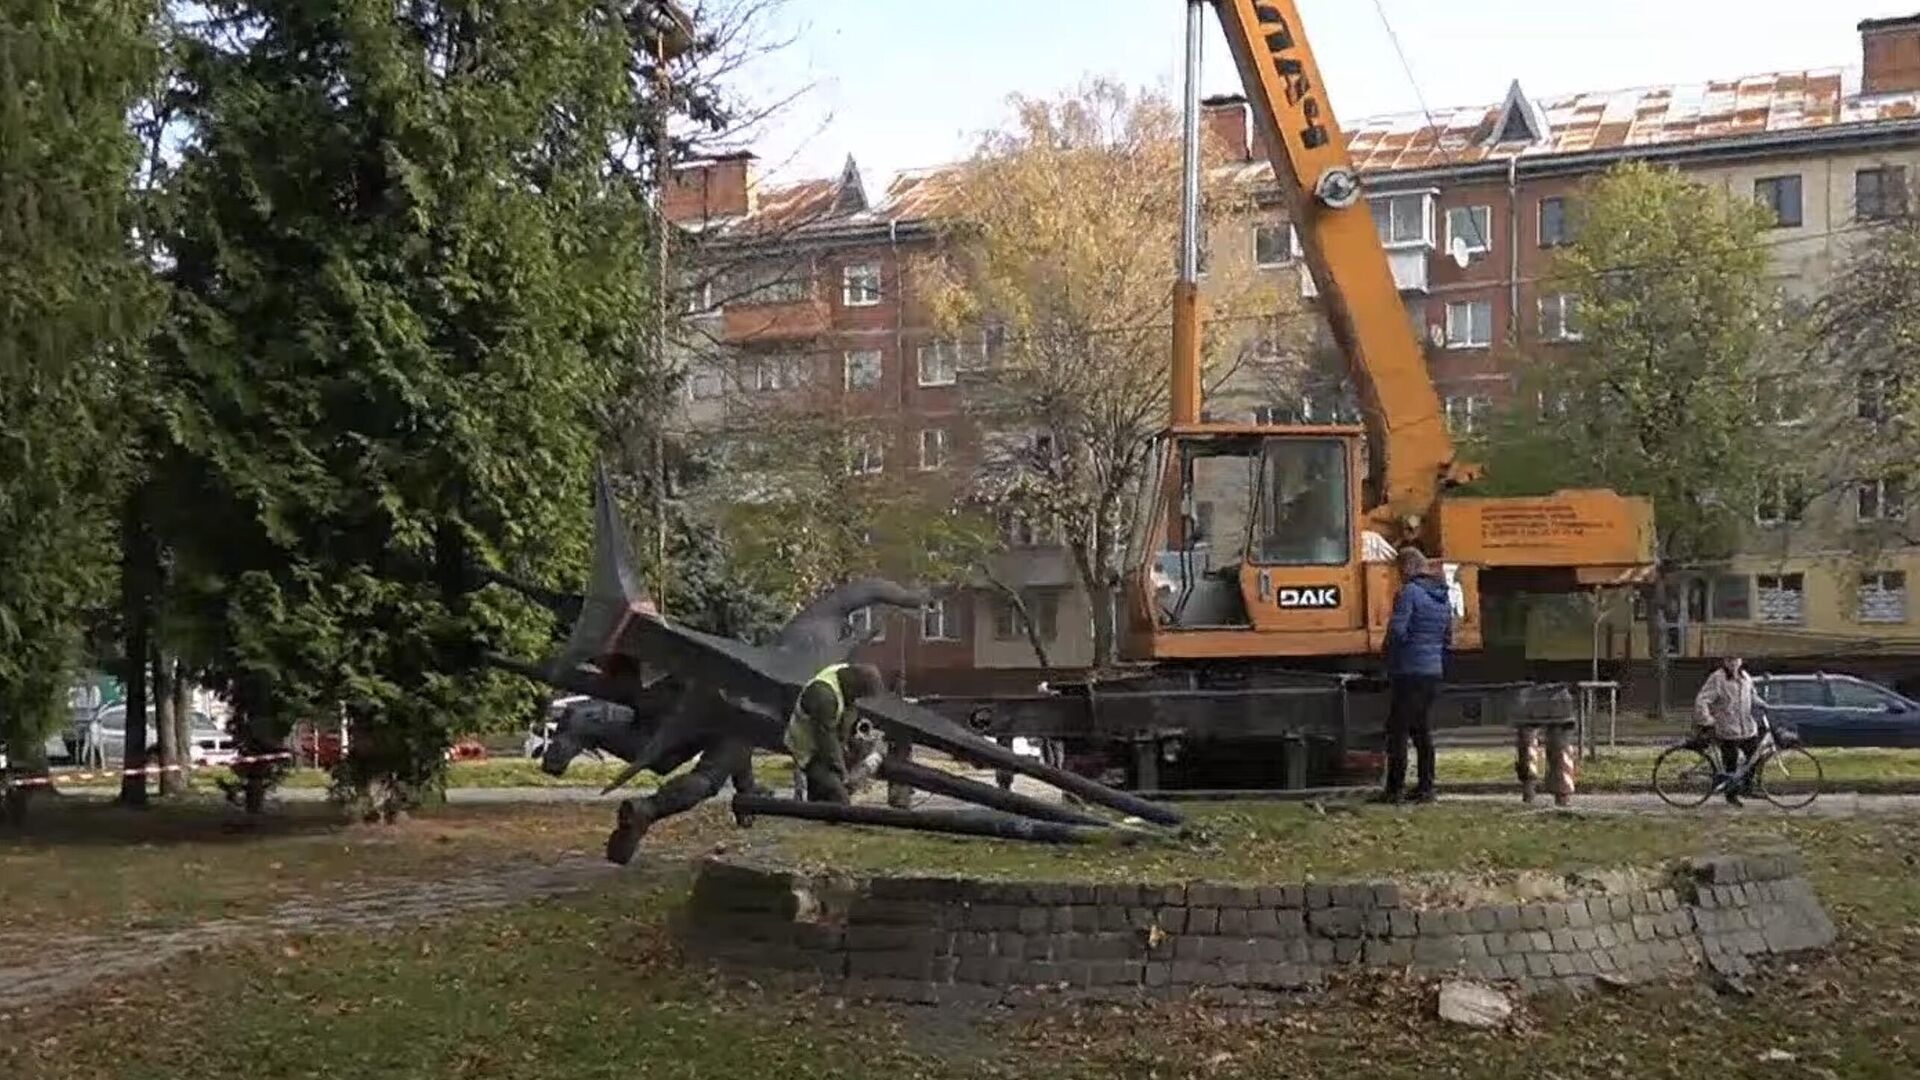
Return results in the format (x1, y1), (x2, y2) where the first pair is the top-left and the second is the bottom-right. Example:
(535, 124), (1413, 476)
(1123, 422), (1482, 663)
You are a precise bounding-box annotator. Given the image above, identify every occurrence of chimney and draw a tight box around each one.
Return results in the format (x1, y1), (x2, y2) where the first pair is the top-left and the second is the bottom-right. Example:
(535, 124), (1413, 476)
(1201, 94), (1251, 162)
(663, 151), (756, 224)
(1860, 13), (1920, 95)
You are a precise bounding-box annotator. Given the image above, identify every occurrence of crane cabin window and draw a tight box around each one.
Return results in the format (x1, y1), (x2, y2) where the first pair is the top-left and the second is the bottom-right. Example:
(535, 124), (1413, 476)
(1256, 438), (1350, 567)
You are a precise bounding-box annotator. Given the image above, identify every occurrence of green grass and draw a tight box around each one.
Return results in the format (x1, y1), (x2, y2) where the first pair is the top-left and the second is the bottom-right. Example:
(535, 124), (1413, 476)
(737, 802), (1831, 889)
(5, 804), (1919, 1079)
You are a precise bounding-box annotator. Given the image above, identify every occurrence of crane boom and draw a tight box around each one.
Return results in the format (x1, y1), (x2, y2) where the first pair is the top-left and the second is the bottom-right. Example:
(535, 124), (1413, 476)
(1210, 0), (1472, 531)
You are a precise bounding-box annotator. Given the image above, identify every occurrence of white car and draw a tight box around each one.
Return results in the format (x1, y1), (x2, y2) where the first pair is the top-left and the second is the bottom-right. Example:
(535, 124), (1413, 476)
(89, 705), (237, 766)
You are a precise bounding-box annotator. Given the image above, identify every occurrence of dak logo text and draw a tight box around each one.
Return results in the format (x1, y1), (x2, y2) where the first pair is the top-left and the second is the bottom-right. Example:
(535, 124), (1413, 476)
(1276, 586), (1340, 609)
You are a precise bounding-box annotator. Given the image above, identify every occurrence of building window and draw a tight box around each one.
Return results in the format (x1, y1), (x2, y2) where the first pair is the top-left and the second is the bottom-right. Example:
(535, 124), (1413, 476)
(1858, 475), (1907, 522)
(1443, 395), (1490, 435)
(1756, 574), (1805, 625)
(1446, 205), (1493, 255)
(732, 263), (812, 305)
(1754, 376), (1809, 426)
(842, 262), (882, 306)
(1538, 196), (1570, 248)
(1536, 391), (1570, 418)
(688, 364), (723, 400)
(1754, 175), (1803, 229)
(1537, 293), (1582, 341)
(1709, 574), (1751, 621)
(844, 349), (882, 390)
(754, 355), (806, 392)
(1254, 222), (1292, 267)
(1370, 193), (1429, 247)
(1858, 371), (1901, 423)
(917, 428), (949, 470)
(845, 606), (885, 643)
(1856, 166), (1908, 221)
(849, 431), (884, 475)
(683, 280), (714, 315)
(922, 597), (957, 641)
(1756, 475), (1808, 525)
(1860, 571), (1909, 623)
(917, 341), (975, 387)
(1444, 300), (1493, 348)
(991, 589), (1060, 643)
(1003, 513), (1058, 548)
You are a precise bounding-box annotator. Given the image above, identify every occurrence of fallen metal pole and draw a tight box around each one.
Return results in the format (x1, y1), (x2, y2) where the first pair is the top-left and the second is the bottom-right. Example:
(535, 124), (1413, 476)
(883, 722), (1184, 827)
(729, 794), (1133, 845)
(874, 758), (1111, 827)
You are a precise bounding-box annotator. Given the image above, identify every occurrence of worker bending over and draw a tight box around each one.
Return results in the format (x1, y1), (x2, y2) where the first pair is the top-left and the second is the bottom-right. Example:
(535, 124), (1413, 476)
(786, 662), (887, 804)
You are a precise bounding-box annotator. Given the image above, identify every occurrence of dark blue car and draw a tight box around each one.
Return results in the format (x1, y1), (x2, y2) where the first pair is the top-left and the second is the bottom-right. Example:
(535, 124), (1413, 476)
(1752, 672), (1920, 749)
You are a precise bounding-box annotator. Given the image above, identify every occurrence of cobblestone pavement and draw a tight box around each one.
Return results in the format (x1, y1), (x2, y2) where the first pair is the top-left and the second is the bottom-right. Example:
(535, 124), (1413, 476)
(0, 858), (618, 1010)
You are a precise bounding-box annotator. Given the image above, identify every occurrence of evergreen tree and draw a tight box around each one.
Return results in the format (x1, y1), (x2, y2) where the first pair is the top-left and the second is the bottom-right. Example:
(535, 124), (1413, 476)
(156, 0), (701, 815)
(0, 0), (160, 780)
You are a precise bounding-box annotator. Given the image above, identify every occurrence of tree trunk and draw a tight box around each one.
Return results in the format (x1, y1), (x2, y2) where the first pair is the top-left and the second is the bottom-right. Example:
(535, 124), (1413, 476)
(1643, 580), (1671, 722)
(153, 649), (182, 797)
(984, 575), (1053, 673)
(117, 493), (152, 807)
(172, 663), (193, 789)
(1069, 536), (1116, 672)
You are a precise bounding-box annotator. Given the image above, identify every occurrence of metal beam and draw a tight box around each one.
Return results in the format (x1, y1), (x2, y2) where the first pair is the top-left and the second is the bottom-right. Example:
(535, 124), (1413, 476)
(873, 758), (1111, 827)
(729, 794), (1137, 845)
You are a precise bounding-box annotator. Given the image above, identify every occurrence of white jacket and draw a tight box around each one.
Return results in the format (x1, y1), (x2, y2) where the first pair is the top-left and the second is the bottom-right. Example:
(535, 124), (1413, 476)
(1693, 668), (1761, 741)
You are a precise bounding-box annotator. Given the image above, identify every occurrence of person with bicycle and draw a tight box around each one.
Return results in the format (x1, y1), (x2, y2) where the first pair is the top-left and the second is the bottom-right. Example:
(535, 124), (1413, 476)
(1692, 655), (1767, 806)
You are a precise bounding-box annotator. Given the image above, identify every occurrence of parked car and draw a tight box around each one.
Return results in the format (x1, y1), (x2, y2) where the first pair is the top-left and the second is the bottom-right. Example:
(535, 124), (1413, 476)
(293, 726), (346, 768)
(89, 705), (236, 766)
(1752, 672), (1920, 748)
(446, 737), (487, 762)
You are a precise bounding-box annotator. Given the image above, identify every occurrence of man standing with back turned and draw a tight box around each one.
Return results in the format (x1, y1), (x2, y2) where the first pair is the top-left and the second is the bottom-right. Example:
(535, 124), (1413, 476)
(1379, 546), (1453, 804)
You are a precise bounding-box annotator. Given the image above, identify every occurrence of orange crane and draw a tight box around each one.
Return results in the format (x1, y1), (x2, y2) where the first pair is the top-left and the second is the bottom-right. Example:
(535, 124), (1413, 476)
(917, 1), (1654, 793)
(1124, 0), (1655, 665)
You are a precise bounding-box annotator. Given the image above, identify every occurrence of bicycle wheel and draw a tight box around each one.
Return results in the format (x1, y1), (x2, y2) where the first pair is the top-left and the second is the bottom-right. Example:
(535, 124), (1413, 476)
(1757, 746), (1822, 810)
(1652, 745), (1719, 808)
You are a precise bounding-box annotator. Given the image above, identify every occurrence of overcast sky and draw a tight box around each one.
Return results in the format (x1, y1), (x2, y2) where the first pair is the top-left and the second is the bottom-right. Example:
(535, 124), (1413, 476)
(722, 0), (1906, 194)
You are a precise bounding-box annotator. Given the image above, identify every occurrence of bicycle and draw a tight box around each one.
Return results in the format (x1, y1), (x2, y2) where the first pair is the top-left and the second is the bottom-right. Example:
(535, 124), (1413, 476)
(1650, 723), (1823, 810)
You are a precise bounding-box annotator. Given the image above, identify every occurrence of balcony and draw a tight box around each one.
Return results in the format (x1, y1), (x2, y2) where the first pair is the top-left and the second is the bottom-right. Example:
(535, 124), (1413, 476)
(1300, 246), (1431, 298)
(979, 545), (1078, 590)
(1295, 189), (1437, 299)
(721, 297), (831, 343)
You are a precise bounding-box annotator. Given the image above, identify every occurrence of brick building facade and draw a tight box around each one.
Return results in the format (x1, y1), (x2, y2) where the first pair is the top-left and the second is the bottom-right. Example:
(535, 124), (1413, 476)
(669, 11), (1920, 688)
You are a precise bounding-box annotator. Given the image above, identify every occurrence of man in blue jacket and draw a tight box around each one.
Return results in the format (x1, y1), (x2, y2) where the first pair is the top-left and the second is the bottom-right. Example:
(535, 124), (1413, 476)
(1380, 546), (1453, 803)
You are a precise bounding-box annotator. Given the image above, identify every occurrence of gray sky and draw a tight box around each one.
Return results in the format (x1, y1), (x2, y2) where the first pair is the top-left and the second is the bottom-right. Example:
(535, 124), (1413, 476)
(727, 0), (1904, 193)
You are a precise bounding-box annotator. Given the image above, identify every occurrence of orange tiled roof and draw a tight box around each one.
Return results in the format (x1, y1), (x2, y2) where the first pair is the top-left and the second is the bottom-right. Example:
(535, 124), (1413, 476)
(713, 66), (1920, 237)
(1342, 66), (1920, 173)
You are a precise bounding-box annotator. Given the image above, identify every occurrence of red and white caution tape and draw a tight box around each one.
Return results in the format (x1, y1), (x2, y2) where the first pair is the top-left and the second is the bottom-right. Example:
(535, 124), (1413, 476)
(1, 750), (295, 789)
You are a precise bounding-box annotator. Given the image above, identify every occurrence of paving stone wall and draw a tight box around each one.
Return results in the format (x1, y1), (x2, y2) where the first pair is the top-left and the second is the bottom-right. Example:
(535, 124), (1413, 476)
(675, 850), (1834, 1007)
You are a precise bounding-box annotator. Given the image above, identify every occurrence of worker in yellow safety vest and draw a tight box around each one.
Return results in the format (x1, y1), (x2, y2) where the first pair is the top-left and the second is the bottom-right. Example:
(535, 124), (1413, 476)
(785, 662), (886, 804)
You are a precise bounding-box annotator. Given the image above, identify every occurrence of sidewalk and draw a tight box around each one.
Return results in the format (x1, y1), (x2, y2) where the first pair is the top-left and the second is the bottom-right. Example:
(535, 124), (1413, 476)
(232, 783), (1920, 818)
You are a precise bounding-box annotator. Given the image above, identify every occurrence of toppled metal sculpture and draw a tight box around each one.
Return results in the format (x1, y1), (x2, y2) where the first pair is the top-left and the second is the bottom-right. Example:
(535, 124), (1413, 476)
(469, 467), (1182, 863)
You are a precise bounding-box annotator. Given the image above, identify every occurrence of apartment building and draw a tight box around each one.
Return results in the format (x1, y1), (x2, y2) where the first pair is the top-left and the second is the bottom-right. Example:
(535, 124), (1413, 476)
(668, 11), (1920, 687)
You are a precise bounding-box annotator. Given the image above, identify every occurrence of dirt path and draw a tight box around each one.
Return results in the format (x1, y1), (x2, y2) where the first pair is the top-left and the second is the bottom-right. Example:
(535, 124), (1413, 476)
(0, 857), (620, 1009)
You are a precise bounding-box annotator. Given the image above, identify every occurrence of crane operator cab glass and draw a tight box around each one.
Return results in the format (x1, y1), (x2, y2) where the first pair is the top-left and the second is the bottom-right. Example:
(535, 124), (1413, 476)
(1143, 429), (1364, 635)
